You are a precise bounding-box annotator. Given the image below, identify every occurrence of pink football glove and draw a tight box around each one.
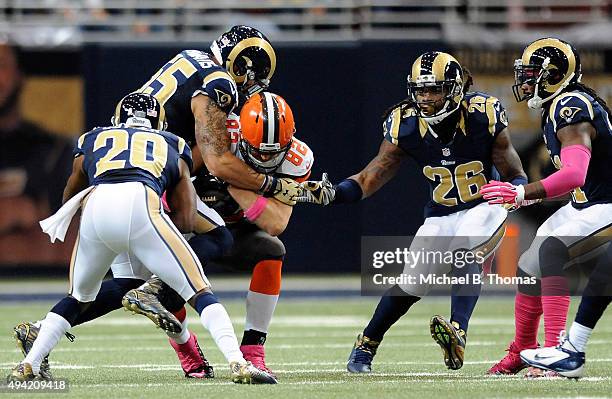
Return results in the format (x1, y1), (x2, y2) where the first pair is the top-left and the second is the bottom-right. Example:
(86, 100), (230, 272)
(479, 180), (524, 206)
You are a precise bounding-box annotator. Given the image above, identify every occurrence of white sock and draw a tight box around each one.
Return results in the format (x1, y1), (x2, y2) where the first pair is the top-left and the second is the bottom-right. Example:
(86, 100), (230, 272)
(166, 318), (190, 344)
(199, 303), (244, 364)
(245, 291), (278, 333)
(24, 313), (71, 374)
(567, 322), (592, 352)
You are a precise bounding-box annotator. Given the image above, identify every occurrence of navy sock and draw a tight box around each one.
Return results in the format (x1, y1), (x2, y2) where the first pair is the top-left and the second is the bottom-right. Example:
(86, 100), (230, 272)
(188, 226), (234, 265)
(72, 278), (145, 326)
(363, 285), (420, 342)
(450, 262), (482, 333)
(575, 296), (612, 329)
(575, 244), (612, 329)
(50, 296), (85, 326)
(194, 291), (219, 315)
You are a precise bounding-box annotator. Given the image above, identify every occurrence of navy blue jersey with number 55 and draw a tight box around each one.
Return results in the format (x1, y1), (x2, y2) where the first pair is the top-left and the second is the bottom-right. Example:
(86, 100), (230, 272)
(75, 124), (193, 196)
(134, 50), (239, 147)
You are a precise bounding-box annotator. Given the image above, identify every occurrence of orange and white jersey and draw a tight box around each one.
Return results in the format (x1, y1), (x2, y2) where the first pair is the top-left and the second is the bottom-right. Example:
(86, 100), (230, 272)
(226, 112), (313, 182)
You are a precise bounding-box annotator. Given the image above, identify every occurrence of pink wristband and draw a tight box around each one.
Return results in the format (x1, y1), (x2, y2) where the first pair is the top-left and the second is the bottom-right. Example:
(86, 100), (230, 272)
(161, 191), (171, 212)
(244, 196), (268, 221)
(541, 144), (591, 198)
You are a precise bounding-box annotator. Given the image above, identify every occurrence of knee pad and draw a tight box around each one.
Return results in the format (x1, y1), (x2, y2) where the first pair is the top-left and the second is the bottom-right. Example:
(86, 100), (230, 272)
(255, 234), (285, 261)
(539, 237), (569, 277)
(517, 267), (541, 296)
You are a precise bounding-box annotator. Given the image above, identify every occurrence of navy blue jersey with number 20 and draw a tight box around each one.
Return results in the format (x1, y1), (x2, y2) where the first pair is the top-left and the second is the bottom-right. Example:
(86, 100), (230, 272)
(74, 124), (193, 196)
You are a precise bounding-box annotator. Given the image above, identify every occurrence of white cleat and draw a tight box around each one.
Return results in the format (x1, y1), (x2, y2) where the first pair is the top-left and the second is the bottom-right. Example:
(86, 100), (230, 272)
(520, 336), (585, 379)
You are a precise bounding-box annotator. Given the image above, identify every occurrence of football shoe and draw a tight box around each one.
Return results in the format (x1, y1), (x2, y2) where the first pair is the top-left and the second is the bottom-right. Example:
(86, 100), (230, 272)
(524, 366), (562, 379)
(122, 288), (182, 334)
(430, 316), (466, 370)
(8, 363), (35, 382)
(230, 361), (278, 384)
(169, 332), (214, 378)
(347, 334), (379, 373)
(241, 344), (276, 378)
(13, 321), (75, 381)
(487, 341), (528, 375)
(520, 335), (585, 379)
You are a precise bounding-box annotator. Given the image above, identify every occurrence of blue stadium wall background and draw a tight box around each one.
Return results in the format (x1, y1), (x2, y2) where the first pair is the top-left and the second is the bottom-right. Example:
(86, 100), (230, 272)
(11, 41), (608, 275)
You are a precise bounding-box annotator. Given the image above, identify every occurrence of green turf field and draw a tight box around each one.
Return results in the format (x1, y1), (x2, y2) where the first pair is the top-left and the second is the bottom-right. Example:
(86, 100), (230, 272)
(1, 297), (610, 399)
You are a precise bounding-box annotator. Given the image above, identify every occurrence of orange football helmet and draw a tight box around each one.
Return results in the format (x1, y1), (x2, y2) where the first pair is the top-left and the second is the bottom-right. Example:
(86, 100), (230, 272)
(239, 92), (295, 173)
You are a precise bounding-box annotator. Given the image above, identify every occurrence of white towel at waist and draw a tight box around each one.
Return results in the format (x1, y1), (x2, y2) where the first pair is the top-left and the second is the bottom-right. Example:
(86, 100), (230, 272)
(39, 186), (95, 243)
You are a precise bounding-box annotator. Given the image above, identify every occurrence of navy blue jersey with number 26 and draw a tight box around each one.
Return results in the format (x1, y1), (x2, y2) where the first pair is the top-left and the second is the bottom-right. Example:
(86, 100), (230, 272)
(75, 124), (193, 196)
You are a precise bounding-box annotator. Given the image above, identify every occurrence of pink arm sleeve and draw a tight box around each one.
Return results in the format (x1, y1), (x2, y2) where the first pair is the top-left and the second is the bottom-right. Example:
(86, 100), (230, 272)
(540, 145), (591, 198)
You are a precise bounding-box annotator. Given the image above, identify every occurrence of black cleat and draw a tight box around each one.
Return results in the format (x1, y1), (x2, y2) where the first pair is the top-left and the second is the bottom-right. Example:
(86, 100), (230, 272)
(8, 363), (35, 382)
(430, 315), (466, 370)
(14, 322), (75, 381)
(347, 334), (379, 373)
(122, 288), (182, 334)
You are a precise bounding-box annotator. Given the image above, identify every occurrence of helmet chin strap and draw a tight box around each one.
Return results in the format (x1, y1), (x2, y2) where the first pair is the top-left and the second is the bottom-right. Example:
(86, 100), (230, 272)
(528, 70), (576, 110)
(422, 100), (460, 125)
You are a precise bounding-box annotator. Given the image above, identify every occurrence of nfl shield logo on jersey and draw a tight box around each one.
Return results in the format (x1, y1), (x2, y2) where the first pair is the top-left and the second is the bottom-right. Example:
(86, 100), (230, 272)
(442, 148), (451, 157)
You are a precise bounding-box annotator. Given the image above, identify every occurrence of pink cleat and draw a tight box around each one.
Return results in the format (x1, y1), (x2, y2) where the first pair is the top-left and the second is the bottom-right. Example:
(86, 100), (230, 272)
(240, 344), (276, 378)
(487, 341), (528, 375)
(169, 332), (214, 378)
(524, 366), (562, 379)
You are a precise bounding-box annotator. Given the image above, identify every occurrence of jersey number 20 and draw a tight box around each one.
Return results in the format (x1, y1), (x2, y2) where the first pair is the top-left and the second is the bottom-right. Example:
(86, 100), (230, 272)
(94, 129), (168, 178)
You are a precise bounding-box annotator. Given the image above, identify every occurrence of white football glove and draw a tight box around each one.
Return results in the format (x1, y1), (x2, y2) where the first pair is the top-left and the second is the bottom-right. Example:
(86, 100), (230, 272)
(297, 172), (336, 205)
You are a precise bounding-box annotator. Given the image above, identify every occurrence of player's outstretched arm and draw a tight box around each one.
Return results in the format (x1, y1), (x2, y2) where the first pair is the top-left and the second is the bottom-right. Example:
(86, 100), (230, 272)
(166, 158), (196, 233)
(62, 155), (88, 204)
(350, 140), (407, 198)
(192, 95), (301, 205)
(227, 185), (292, 236)
(481, 122), (594, 206)
(299, 139), (407, 206)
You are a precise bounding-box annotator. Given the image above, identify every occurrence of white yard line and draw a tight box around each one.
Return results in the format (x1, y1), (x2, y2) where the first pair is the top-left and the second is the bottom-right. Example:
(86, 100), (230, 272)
(86, 315), (518, 327)
(2, 340), (611, 354)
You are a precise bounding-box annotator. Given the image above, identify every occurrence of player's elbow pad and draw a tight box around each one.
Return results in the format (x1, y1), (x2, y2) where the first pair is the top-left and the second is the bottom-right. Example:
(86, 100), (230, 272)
(541, 145), (590, 198)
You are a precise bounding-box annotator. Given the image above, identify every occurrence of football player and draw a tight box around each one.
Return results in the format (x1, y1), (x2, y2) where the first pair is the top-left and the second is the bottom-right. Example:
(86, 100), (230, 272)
(298, 51), (528, 372)
(132, 25), (299, 204)
(9, 93), (276, 384)
(483, 38), (612, 378)
(123, 92), (313, 377)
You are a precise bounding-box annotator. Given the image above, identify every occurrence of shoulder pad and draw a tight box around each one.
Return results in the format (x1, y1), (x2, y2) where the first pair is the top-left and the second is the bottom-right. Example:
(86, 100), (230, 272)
(195, 69), (239, 115)
(181, 50), (217, 69)
(548, 92), (595, 131)
(464, 92), (508, 136)
(383, 105), (423, 145)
